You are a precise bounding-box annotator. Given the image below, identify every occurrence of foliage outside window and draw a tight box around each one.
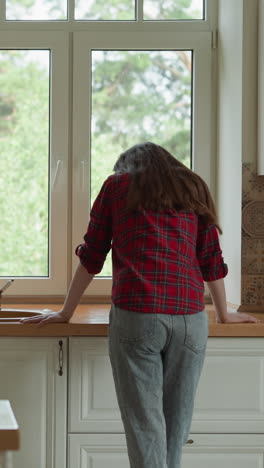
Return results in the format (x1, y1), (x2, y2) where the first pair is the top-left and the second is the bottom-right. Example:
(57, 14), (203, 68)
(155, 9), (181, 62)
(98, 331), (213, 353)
(5, 0), (204, 21)
(0, 0), (212, 294)
(91, 50), (192, 276)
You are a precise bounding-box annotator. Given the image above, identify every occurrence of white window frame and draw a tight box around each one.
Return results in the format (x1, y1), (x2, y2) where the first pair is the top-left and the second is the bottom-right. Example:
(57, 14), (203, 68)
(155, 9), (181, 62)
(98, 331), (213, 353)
(0, 0), (217, 298)
(0, 32), (69, 295)
(0, 0), (216, 30)
(72, 31), (212, 297)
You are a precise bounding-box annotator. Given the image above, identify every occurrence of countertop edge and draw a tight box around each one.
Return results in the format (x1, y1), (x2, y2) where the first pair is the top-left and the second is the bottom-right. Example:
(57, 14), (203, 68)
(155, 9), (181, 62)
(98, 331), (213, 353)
(0, 304), (263, 337)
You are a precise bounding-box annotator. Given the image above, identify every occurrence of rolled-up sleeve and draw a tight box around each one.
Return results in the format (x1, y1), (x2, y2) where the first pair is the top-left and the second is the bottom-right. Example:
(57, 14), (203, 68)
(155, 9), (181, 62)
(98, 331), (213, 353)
(75, 176), (113, 274)
(196, 218), (228, 282)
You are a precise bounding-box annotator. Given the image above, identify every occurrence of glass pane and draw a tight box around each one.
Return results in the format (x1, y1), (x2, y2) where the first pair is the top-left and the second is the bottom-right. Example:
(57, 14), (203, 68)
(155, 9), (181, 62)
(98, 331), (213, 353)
(0, 50), (50, 276)
(91, 50), (192, 276)
(75, 0), (135, 20)
(6, 0), (67, 20)
(144, 0), (204, 21)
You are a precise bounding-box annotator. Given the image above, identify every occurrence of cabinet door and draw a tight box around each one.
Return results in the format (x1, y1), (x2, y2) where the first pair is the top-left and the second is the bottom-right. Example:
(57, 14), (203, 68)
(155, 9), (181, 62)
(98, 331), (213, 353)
(68, 433), (264, 468)
(69, 338), (122, 433)
(68, 434), (129, 468)
(182, 434), (264, 468)
(69, 337), (264, 434)
(0, 338), (67, 468)
(191, 337), (264, 433)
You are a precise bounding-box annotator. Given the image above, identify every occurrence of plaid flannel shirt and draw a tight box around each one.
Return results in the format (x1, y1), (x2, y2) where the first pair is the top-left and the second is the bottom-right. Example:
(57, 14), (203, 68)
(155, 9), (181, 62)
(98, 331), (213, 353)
(76, 173), (228, 315)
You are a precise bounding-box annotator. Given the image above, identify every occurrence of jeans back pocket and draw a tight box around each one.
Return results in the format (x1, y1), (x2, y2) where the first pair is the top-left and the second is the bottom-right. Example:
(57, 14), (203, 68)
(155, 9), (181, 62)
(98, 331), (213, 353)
(183, 310), (208, 354)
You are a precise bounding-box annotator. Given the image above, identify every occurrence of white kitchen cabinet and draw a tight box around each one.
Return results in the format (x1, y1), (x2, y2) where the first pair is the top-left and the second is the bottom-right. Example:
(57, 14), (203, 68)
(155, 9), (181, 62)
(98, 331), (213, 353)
(69, 337), (264, 434)
(2, 335), (263, 468)
(68, 338), (121, 433)
(182, 434), (264, 468)
(68, 433), (264, 468)
(0, 338), (67, 468)
(192, 337), (264, 433)
(68, 336), (264, 468)
(68, 434), (129, 468)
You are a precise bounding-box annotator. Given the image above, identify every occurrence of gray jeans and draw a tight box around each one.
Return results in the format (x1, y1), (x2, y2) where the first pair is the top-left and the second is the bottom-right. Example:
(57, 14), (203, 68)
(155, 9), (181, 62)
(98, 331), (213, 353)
(108, 304), (208, 468)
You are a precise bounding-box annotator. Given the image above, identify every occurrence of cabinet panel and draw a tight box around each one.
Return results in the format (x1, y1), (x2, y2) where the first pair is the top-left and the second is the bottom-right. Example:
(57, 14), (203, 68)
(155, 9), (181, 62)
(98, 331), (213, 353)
(0, 338), (67, 468)
(68, 434), (129, 468)
(68, 434), (264, 468)
(182, 434), (264, 468)
(191, 338), (264, 433)
(69, 337), (264, 434)
(69, 338), (122, 433)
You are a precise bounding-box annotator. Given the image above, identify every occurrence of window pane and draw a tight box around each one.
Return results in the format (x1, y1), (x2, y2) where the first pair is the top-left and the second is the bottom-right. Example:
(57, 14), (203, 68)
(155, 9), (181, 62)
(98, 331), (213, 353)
(0, 50), (50, 276)
(91, 50), (192, 276)
(6, 0), (67, 20)
(75, 0), (135, 20)
(144, 0), (204, 20)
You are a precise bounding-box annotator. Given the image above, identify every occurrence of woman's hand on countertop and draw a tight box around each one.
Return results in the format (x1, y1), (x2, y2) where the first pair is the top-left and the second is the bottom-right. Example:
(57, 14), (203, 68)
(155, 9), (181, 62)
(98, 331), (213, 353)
(20, 310), (71, 327)
(217, 312), (261, 324)
(19, 265), (94, 327)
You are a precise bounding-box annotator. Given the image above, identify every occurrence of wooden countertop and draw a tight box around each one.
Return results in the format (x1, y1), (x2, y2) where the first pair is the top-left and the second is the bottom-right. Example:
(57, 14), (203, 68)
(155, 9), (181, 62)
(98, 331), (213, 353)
(0, 401), (19, 451)
(0, 304), (263, 337)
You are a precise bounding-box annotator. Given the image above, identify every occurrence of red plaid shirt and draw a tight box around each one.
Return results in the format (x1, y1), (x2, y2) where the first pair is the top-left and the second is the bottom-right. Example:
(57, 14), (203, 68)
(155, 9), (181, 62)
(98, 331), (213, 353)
(76, 173), (228, 315)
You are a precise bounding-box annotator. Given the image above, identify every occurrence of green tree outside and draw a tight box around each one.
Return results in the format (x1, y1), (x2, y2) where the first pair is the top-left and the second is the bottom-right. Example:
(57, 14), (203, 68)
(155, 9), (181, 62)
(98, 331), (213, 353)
(6, 0), (202, 21)
(1, 0), (196, 278)
(91, 50), (192, 275)
(0, 51), (49, 276)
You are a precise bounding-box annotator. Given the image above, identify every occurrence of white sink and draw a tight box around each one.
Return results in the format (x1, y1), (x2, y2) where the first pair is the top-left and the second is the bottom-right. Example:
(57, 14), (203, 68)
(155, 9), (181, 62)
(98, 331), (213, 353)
(0, 309), (49, 321)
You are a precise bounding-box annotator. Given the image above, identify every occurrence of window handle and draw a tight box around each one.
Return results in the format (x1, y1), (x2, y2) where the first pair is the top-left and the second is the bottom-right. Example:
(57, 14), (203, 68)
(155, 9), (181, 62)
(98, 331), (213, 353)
(52, 159), (63, 190)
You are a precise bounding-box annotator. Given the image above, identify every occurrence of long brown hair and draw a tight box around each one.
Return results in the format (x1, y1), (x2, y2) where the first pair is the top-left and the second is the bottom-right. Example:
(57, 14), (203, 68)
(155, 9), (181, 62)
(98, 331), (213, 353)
(113, 142), (222, 233)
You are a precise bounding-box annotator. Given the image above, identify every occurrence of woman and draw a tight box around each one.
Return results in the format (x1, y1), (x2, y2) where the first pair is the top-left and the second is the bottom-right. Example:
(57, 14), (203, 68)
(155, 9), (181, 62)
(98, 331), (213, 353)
(21, 142), (260, 468)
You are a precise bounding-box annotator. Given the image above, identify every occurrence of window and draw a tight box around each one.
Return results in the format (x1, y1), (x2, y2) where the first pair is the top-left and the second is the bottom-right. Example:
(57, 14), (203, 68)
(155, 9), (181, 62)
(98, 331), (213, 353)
(6, 0), (68, 20)
(0, 1), (216, 298)
(73, 31), (212, 296)
(75, 0), (135, 20)
(0, 49), (50, 277)
(144, 0), (204, 21)
(0, 32), (69, 295)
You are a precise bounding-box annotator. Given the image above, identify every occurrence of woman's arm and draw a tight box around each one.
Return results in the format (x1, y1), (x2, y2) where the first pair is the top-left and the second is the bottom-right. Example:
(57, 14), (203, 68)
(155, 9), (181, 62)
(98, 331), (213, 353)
(207, 278), (260, 323)
(21, 177), (114, 326)
(206, 278), (228, 322)
(58, 263), (94, 319)
(197, 221), (260, 324)
(20, 263), (94, 325)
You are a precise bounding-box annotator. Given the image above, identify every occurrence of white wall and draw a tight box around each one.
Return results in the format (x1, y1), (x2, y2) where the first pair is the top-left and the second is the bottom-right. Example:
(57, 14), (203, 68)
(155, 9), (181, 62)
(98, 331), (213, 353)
(242, 0), (258, 164)
(217, 0), (244, 306)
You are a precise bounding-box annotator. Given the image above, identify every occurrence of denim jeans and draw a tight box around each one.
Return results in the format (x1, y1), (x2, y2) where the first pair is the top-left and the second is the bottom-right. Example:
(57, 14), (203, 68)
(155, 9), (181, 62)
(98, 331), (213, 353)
(108, 303), (208, 468)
